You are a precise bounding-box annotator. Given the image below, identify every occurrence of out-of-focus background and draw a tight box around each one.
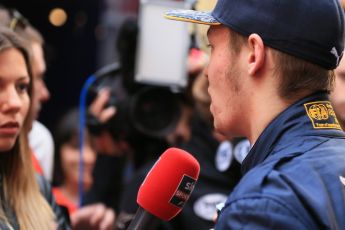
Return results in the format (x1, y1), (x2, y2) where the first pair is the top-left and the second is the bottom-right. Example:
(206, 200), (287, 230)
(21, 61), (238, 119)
(1, 0), (217, 132)
(2, 0), (140, 131)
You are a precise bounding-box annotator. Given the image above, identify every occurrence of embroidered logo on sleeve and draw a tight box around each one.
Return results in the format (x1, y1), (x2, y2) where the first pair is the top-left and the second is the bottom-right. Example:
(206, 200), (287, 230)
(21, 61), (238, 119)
(304, 101), (341, 130)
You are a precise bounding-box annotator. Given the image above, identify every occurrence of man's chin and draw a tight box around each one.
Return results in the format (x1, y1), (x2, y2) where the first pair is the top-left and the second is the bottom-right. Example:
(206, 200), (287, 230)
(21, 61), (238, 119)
(28, 111), (39, 130)
(32, 111), (40, 121)
(28, 118), (34, 131)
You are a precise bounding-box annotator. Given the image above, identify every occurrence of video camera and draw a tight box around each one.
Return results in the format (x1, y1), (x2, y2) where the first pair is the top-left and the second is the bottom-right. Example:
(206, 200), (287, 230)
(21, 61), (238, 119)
(86, 0), (192, 141)
(86, 62), (183, 140)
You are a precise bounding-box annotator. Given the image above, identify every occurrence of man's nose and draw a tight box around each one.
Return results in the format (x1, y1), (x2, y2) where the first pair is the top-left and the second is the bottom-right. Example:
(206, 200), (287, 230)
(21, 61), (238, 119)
(38, 81), (50, 102)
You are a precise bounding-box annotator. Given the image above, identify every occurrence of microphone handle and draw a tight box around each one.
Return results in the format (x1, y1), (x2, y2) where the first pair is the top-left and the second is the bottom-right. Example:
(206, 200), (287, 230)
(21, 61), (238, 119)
(127, 206), (160, 230)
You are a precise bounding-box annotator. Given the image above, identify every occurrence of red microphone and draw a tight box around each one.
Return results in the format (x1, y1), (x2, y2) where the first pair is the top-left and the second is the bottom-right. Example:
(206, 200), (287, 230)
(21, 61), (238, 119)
(128, 147), (200, 230)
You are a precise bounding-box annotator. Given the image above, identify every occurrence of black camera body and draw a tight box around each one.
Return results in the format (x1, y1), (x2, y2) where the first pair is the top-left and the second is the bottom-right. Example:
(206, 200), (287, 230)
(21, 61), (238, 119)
(87, 63), (182, 141)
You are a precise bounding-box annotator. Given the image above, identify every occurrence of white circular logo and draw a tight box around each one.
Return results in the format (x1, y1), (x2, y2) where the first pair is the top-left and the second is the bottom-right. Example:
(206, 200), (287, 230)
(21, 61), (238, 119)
(215, 141), (233, 172)
(193, 193), (228, 221)
(234, 139), (251, 163)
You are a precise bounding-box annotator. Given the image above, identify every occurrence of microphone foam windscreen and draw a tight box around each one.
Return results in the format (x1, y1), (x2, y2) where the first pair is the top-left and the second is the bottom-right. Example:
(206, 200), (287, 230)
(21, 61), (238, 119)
(137, 147), (200, 221)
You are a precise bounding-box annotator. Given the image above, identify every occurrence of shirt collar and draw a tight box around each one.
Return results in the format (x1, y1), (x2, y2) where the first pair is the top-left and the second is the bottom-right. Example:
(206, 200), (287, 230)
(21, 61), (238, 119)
(241, 91), (343, 175)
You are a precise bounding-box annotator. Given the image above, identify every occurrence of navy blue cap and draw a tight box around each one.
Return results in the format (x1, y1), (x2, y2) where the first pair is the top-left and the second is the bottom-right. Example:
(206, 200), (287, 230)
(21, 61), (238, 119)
(165, 0), (345, 70)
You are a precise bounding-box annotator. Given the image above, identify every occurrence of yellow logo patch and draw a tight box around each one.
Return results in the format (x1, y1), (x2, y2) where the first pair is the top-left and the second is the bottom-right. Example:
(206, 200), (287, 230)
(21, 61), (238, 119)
(304, 101), (341, 130)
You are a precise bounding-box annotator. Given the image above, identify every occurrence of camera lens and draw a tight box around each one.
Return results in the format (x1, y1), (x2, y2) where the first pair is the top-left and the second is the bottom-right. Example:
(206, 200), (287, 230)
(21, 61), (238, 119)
(130, 87), (181, 138)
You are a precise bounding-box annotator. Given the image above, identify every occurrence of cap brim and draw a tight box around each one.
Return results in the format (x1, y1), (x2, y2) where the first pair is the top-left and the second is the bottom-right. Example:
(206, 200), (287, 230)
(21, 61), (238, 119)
(164, 9), (221, 25)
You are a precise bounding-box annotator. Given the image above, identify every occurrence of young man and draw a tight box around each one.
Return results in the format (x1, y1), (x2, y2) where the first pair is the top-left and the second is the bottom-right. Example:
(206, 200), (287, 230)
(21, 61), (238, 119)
(165, 0), (345, 229)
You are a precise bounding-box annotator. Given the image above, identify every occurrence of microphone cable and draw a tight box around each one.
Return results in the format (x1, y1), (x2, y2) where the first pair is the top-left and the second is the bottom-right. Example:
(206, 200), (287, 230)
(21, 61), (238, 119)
(78, 74), (97, 207)
(77, 62), (120, 207)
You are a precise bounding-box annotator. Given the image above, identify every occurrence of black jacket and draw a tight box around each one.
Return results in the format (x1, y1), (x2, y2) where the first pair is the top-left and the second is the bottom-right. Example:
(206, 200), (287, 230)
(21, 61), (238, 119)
(37, 174), (71, 230)
(0, 175), (71, 230)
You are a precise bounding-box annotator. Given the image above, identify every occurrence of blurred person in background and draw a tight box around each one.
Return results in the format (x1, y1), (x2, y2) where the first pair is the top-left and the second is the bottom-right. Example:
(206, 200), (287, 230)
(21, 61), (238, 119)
(52, 108), (115, 230)
(331, 56), (345, 130)
(52, 108), (97, 216)
(84, 18), (172, 214)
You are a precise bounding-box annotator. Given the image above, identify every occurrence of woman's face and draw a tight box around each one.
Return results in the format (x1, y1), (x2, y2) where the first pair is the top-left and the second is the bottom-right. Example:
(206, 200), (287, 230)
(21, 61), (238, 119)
(0, 48), (30, 151)
(60, 134), (96, 191)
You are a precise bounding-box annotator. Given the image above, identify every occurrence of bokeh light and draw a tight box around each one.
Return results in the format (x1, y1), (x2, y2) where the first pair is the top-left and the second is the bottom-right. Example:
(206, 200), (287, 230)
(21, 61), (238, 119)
(49, 8), (67, 27)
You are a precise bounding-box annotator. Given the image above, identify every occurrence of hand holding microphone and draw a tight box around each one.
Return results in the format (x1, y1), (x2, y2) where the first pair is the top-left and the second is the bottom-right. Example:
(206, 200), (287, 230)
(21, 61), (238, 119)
(128, 147), (200, 230)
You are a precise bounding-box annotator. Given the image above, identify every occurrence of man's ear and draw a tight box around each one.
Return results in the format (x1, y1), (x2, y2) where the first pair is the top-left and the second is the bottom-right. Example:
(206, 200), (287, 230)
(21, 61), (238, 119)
(247, 34), (265, 76)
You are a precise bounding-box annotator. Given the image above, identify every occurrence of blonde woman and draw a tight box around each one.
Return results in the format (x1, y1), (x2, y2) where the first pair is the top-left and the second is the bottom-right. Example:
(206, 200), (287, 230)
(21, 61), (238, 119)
(0, 7), (115, 230)
(0, 27), (68, 229)
(0, 5), (54, 181)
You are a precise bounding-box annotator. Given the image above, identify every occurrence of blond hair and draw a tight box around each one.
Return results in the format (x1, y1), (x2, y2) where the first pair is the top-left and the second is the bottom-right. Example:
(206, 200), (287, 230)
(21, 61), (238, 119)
(0, 7), (44, 45)
(0, 27), (54, 230)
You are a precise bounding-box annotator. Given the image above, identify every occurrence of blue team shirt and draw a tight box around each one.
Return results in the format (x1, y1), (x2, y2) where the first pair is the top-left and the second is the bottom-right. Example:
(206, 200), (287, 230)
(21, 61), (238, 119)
(216, 92), (345, 230)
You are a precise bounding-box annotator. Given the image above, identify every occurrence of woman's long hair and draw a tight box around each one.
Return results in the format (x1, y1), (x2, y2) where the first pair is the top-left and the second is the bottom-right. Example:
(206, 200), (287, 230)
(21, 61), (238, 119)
(0, 28), (54, 229)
